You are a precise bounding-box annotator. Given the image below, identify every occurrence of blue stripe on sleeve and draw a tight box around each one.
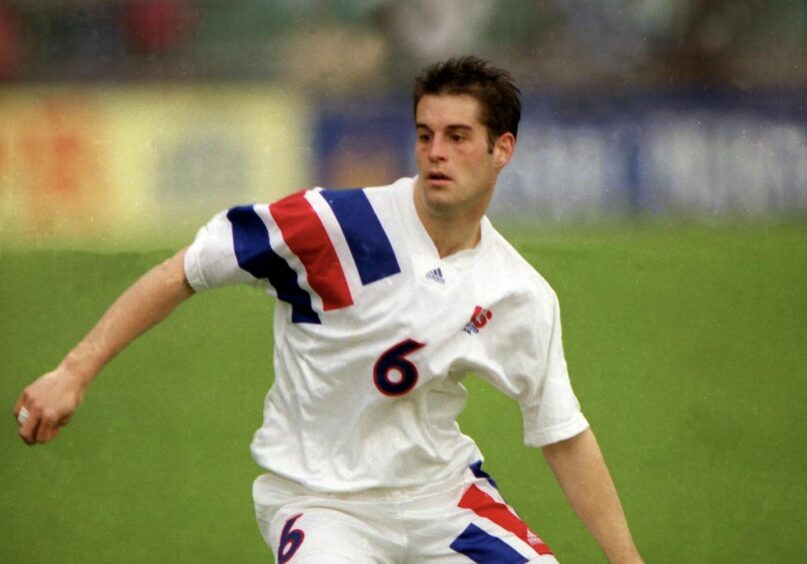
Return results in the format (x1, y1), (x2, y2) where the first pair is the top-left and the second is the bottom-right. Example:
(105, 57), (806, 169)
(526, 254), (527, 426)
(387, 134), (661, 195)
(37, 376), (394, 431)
(450, 524), (528, 564)
(227, 205), (320, 324)
(320, 189), (400, 285)
(470, 460), (499, 489)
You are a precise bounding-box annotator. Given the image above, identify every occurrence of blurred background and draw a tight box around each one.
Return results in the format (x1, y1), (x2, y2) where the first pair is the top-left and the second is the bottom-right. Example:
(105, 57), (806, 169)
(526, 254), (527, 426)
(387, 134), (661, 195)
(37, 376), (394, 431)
(2, 4), (806, 563)
(0, 0), (804, 246)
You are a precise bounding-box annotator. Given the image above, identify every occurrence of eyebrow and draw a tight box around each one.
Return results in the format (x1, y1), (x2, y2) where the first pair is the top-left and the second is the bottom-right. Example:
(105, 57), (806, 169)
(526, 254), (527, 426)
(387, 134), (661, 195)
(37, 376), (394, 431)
(416, 123), (474, 132)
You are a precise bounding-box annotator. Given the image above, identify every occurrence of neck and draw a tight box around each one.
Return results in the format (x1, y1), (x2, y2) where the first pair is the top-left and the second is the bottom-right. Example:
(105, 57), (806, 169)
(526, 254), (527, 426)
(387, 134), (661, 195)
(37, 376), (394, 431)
(413, 183), (486, 258)
(424, 216), (482, 258)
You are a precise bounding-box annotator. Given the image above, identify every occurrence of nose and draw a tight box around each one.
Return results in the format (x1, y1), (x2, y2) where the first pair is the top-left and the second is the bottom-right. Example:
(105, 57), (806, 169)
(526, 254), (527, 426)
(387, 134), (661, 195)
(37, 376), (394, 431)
(427, 135), (447, 162)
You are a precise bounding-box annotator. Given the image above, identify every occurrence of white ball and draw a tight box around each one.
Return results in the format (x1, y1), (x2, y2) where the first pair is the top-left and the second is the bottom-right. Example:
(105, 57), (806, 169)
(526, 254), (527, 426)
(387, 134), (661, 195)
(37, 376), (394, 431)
(17, 406), (30, 426)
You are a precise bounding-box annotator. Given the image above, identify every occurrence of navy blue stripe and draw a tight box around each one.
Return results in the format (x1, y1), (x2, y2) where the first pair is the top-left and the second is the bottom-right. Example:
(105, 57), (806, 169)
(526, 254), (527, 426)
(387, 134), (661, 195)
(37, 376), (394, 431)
(450, 524), (528, 564)
(470, 460), (498, 489)
(227, 205), (320, 324)
(320, 189), (400, 285)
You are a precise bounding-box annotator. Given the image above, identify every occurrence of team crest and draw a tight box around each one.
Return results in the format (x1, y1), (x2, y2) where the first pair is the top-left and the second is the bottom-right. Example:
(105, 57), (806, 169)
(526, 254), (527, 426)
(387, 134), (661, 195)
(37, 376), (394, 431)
(463, 305), (493, 334)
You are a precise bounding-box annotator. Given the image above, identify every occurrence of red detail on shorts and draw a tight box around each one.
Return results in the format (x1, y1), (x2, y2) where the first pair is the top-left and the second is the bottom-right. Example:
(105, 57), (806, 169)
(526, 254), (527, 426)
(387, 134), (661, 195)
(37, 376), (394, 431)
(270, 191), (353, 310)
(459, 484), (553, 556)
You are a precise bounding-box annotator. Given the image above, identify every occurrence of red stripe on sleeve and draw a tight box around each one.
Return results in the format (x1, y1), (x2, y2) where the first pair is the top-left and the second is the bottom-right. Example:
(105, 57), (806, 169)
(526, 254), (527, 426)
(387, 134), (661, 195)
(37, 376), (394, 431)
(270, 191), (353, 310)
(459, 484), (553, 556)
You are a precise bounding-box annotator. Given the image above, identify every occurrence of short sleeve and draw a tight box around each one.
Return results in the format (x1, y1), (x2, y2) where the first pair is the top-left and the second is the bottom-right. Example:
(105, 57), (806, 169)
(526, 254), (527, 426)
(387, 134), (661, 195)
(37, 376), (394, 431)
(520, 291), (589, 447)
(184, 208), (267, 292)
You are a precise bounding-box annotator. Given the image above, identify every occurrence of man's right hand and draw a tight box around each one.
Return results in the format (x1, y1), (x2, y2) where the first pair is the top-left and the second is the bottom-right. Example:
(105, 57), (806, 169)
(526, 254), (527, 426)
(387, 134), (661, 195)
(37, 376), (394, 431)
(13, 248), (194, 447)
(14, 367), (86, 445)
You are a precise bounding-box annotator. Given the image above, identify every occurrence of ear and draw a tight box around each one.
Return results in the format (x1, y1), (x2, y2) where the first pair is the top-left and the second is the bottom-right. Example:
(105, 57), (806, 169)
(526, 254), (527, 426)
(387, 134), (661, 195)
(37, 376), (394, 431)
(492, 132), (516, 170)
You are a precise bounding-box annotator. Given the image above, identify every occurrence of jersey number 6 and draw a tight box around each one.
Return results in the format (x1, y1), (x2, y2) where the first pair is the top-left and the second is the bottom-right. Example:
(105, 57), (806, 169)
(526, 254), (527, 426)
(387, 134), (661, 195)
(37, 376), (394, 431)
(373, 339), (426, 396)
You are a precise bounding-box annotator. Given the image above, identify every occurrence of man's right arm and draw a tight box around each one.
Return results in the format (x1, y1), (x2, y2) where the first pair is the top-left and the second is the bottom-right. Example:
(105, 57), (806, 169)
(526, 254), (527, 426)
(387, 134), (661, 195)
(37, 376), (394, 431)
(14, 247), (195, 445)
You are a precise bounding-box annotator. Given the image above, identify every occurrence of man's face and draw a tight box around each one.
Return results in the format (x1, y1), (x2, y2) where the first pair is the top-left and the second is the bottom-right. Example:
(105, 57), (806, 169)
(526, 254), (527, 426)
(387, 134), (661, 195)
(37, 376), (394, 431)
(414, 94), (513, 220)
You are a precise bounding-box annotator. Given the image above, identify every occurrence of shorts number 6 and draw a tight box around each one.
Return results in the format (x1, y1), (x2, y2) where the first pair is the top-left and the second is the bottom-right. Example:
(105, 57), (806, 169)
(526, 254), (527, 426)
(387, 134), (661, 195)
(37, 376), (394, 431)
(278, 513), (305, 564)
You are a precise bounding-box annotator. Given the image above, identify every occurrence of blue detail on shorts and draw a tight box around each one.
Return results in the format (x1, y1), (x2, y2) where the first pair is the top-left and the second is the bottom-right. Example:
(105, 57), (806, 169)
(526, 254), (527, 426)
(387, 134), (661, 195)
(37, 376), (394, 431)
(278, 513), (305, 564)
(227, 205), (320, 324)
(470, 460), (498, 489)
(450, 524), (528, 563)
(320, 188), (400, 285)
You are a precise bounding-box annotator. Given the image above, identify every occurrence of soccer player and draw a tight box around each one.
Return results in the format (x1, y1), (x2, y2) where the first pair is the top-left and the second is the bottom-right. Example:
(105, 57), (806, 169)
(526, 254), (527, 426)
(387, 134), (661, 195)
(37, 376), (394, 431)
(15, 56), (643, 563)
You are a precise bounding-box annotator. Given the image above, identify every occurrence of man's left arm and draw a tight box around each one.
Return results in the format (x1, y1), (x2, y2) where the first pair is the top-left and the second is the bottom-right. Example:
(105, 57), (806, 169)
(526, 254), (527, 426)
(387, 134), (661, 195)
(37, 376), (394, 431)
(542, 428), (643, 563)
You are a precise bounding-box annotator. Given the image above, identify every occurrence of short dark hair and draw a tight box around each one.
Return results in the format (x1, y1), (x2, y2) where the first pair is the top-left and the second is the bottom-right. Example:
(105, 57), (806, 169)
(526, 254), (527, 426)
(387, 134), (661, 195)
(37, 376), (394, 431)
(413, 56), (521, 148)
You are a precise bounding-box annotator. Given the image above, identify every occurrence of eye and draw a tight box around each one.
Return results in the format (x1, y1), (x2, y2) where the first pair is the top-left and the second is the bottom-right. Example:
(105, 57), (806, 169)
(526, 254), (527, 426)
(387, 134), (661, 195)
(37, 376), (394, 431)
(418, 132), (432, 142)
(450, 133), (465, 142)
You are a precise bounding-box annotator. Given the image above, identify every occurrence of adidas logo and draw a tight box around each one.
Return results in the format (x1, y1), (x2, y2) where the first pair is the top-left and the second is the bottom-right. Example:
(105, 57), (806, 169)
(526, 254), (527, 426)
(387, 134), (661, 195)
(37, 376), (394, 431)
(425, 267), (445, 284)
(463, 305), (493, 335)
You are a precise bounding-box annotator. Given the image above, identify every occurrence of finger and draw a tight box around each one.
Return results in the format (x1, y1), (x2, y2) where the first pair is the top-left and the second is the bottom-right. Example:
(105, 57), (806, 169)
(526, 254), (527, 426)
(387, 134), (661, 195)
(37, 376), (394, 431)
(38, 410), (71, 443)
(39, 422), (63, 444)
(35, 412), (58, 444)
(13, 392), (27, 421)
(18, 412), (40, 445)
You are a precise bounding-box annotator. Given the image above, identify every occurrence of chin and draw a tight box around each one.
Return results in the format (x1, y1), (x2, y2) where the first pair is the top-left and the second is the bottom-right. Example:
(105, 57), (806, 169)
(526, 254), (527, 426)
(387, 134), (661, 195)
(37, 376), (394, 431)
(422, 185), (452, 201)
(424, 193), (464, 217)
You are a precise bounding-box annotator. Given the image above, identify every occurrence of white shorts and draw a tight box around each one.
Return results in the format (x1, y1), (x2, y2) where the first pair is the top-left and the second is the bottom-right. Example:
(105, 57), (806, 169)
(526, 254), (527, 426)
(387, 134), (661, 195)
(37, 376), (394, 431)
(252, 462), (559, 563)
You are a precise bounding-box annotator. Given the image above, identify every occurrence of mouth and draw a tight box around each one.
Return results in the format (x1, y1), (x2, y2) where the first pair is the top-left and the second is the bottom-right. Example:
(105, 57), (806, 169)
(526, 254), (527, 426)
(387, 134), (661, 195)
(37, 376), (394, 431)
(426, 171), (452, 186)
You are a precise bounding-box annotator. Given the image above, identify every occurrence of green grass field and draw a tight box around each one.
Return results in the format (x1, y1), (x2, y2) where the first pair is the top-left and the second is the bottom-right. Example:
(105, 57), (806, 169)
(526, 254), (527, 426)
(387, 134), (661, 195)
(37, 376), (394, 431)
(2, 221), (805, 563)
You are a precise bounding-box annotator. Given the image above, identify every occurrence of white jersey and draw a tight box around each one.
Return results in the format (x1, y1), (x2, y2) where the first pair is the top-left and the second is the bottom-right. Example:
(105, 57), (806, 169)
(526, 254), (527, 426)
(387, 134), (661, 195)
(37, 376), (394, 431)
(184, 177), (589, 492)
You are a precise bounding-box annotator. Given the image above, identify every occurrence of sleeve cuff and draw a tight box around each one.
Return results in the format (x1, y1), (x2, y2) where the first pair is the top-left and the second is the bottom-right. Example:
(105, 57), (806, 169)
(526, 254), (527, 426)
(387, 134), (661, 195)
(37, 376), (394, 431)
(524, 412), (590, 448)
(183, 243), (209, 293)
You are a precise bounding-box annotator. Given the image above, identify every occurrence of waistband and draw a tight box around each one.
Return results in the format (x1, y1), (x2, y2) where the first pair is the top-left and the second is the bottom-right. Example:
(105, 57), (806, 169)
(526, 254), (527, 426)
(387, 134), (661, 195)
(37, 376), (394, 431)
(254, 465), (488, 510)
